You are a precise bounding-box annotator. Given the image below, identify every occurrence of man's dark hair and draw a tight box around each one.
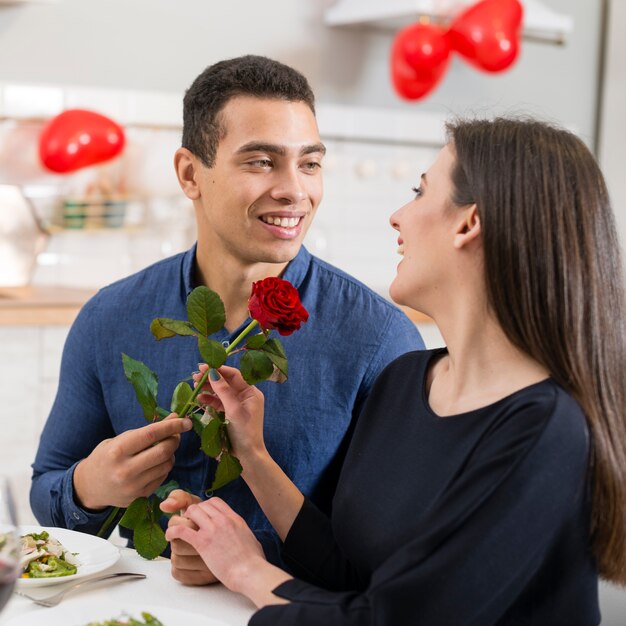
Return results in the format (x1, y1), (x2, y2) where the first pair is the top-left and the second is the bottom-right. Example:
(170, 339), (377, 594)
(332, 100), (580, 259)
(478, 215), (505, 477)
(182, 55), (316, 166)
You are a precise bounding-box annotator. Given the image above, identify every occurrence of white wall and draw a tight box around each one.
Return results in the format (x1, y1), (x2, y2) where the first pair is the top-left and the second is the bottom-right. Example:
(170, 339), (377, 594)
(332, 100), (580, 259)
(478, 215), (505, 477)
(599, 0), (626, 252)
(0, 0), (601, 138)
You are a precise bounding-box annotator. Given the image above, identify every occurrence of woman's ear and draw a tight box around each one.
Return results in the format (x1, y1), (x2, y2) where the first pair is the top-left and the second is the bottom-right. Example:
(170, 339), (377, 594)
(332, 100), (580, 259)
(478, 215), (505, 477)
(453, 204), (481, 249)
(174, 148), (201, 200)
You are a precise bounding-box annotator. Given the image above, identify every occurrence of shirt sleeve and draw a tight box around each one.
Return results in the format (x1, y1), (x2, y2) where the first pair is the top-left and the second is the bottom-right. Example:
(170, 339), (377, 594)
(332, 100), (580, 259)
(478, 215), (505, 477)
(30, 296), (118, 535)
(251, 400), (591, 626)
(355, 307), (424, 418)
(281, 498), (368, 590)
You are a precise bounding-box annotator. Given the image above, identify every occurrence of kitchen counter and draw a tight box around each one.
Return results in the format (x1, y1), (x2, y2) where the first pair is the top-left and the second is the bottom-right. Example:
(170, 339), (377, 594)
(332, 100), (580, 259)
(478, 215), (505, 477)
(0, 285), (96, 325)
(0, 285), (433, 327)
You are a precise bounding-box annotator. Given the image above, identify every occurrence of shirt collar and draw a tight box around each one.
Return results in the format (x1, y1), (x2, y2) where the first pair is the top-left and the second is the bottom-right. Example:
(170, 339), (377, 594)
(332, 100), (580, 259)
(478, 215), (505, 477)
(182, 243), (312, 300)
(181, 242), (198, 299)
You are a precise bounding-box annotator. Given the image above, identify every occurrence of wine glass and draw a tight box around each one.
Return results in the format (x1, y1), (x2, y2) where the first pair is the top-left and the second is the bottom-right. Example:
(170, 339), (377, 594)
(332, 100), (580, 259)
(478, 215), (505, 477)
(0, 478), (19, 614)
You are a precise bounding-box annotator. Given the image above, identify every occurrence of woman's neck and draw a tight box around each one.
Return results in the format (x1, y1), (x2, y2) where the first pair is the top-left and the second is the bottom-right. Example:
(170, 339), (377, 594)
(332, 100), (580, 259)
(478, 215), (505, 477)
(426, 303), (550, 417)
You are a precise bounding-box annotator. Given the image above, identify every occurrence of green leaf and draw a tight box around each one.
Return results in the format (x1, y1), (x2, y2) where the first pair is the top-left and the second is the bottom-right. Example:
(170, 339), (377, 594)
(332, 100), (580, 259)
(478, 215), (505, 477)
(170, 381), (193, 414)
(133, 517), (168, 560)
(209, 452), (243, 491)
(245, 333), (268, 349)
(261, 339), (288, 378)
(122, 354), (159, 421)
(119, 497), (151, 530)
(207, 407), (226, 423)
(240, 350), (274, 385)
(190, 411), (206, 437)
(150, 318), (197, 340)
(155, 406), (171, 420)
(154, 480), (180, 501)
(187, 287), (226, 336)
(198, 337), (227, 368)
(200, 419), (222, 458)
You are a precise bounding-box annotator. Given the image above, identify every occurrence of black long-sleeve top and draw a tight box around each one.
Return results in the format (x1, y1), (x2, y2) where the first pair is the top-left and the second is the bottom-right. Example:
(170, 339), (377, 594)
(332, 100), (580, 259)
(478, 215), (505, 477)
(251, 349), (599, 625)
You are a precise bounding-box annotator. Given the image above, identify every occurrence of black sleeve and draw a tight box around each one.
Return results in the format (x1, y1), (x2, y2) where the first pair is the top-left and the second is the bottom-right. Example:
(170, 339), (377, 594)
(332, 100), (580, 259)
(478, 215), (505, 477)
(250, 402), (591, 626)
(281, 498), (369, 591)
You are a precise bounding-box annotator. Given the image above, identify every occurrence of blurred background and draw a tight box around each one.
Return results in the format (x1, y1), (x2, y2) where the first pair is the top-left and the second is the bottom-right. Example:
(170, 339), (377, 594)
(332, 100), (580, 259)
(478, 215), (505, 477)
(0, 0), (624, 621)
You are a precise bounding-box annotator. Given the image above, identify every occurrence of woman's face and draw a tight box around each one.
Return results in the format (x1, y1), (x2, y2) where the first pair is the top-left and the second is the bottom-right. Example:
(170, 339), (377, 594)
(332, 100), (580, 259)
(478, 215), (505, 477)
(388, 144), (463, 311)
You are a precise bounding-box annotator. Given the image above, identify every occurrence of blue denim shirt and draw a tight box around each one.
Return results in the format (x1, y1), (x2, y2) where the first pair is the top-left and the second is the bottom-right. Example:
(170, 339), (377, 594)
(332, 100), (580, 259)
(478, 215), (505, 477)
(30, 245), (423, 563)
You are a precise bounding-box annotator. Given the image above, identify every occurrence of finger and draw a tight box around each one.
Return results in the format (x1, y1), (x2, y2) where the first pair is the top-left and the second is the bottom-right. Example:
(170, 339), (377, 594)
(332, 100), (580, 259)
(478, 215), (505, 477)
(202, 497), (238, 518)
(133, 459), (177, 497)
(120, 415), (192, 456)
(206, 367), (261, 413)
(170, 538), (201, 557)
(171, 551), (207, 570)
(128, 434), (181, 475)
(184, 502), (218, 528)
(166, 523), (197, 544)
(171, 563), (218, 586)
(160, 490), (200, 513)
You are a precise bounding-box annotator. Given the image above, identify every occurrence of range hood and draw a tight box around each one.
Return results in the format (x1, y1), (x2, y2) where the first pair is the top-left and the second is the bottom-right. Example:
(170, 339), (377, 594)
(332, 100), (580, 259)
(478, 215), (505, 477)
(324, 0), (573, 45)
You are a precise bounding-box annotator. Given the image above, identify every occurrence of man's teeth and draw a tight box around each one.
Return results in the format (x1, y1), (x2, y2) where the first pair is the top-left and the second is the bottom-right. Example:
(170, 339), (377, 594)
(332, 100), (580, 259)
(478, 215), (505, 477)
(261, 216), (301, 228)
(397, 244), (404, 256)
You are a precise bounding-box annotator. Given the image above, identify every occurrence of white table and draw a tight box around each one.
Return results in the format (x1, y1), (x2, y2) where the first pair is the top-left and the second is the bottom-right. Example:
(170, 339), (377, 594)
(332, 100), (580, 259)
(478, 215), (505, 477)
(0, 547), (256, 625)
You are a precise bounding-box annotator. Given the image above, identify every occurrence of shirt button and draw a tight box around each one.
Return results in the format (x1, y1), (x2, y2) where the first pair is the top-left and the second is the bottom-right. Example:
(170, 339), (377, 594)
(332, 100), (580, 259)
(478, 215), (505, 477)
(222, 340), (230, 348)
(73, 512), (80, 520)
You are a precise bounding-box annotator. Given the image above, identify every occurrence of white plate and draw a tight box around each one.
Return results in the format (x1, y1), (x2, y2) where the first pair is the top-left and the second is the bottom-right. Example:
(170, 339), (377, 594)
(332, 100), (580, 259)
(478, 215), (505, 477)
(2, 600), (228, 626)
(17, 525), (119, 588)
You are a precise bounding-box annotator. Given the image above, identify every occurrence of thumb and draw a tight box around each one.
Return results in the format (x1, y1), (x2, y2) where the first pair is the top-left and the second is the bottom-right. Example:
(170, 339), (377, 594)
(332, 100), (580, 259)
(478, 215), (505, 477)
(160, 489), (199, 513)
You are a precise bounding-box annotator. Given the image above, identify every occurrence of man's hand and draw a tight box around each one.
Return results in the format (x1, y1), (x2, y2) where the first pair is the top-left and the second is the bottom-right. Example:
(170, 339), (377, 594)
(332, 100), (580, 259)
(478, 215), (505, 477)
(160, 489), (218, 585)
(73, 414), (192, 510)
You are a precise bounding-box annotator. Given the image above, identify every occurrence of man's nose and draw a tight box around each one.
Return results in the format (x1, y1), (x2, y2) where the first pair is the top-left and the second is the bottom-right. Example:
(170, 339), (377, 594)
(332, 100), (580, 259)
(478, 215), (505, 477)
(271, 167), (307, 204)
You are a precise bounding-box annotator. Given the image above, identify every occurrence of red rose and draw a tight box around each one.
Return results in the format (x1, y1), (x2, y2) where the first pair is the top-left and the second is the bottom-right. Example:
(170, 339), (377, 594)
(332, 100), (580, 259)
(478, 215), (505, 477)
(248, 277), (309, 336)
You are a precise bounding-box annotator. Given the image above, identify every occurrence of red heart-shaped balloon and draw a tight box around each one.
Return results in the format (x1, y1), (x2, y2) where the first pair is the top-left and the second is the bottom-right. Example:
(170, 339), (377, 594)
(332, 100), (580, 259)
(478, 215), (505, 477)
(39, 109), (126, 173)
(391, 22), (452, 100)
(448, 0), (523, 73)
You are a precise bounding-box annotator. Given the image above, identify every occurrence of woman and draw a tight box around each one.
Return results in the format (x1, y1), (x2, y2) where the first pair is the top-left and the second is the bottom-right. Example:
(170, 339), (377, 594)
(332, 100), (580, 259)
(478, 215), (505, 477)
(164, 118), (626, 625)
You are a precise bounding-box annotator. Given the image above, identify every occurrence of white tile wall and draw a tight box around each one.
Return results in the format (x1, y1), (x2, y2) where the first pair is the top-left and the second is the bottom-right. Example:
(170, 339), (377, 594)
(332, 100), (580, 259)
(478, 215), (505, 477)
(0, 325), (69, 526)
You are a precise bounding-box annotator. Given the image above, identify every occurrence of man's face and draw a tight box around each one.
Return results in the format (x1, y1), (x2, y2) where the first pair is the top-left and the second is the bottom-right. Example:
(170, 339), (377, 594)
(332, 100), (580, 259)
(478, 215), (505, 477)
(193, 96), (325, 267)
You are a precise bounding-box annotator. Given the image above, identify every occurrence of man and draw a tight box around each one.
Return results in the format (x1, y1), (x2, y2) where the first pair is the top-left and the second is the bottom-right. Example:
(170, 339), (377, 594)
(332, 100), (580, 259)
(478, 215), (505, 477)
(30, 55), (424, 582)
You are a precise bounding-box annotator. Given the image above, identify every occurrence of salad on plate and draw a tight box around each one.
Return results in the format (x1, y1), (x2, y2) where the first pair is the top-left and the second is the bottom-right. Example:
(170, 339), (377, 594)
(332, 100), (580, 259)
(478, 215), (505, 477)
(86, 613), (164, 626)
(20, 530), (80, 579)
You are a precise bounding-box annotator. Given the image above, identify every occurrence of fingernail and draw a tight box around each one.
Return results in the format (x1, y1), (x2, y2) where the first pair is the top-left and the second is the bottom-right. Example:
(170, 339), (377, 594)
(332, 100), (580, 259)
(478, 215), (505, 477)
(209, 368), (220, 381)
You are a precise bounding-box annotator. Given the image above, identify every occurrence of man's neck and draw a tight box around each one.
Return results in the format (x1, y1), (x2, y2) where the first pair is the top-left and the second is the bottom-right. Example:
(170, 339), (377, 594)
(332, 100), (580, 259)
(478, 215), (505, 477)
(195, 248), (291, 332)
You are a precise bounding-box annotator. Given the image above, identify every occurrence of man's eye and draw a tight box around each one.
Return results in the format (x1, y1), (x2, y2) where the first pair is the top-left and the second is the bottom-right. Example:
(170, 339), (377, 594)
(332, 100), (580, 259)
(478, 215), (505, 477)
(303, 162), (322, 171)
(412, 186), (423, 198)
(249, 159), (273, 168)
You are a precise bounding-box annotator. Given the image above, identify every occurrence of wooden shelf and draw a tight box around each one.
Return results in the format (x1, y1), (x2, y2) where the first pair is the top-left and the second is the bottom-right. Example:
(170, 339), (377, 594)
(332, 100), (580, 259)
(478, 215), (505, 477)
(0, 285), (95, 325)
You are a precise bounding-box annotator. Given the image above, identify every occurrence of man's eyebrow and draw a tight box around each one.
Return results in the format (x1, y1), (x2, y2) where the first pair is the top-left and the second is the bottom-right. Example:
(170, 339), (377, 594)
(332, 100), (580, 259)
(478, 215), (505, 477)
(301, 143), (326, 156)
(235, 142), (327, 156)
(236, 142), (286, 156)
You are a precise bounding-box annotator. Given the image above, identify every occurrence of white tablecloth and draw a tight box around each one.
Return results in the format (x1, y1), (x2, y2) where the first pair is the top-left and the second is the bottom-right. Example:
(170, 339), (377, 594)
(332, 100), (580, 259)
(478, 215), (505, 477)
(0, 547), (256, 625)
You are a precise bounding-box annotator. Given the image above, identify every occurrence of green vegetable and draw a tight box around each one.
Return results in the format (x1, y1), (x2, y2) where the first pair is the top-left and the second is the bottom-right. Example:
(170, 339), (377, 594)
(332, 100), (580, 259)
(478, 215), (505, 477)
(86, 612), (164, 625)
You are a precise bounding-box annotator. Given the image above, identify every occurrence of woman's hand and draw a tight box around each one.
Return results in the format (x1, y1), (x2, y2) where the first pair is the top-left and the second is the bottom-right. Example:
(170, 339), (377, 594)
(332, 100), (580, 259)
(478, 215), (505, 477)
(160, 489), (218, 586)
(165, 497), (268, 594)
(193, 364), (267, 461)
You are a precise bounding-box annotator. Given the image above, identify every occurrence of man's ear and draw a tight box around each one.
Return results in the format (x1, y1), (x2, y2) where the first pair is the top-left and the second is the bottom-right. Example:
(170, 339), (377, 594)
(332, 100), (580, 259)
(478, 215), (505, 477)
(453, 203), (481, 249)
(174, 148), (202, 200)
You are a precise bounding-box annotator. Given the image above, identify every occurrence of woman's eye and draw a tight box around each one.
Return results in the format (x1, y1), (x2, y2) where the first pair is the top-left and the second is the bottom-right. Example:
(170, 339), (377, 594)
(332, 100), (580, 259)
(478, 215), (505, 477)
(412, 186), (423, 198)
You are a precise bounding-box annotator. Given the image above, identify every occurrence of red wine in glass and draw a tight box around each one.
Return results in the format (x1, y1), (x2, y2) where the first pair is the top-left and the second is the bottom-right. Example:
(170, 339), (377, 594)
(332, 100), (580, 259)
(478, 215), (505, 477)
(0, 557), (18, 611)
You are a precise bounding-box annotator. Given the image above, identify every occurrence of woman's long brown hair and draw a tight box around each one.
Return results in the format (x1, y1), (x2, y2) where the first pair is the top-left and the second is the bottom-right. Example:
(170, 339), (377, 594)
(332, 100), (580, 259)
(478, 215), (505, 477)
(447, 117), (626, 584)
